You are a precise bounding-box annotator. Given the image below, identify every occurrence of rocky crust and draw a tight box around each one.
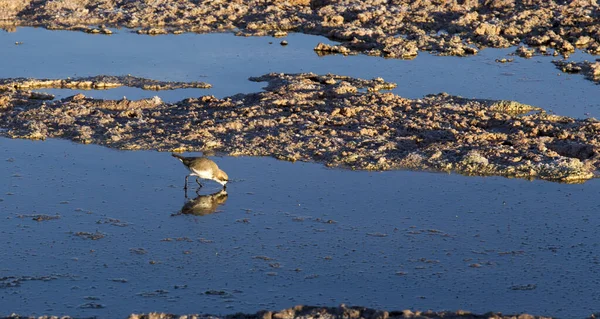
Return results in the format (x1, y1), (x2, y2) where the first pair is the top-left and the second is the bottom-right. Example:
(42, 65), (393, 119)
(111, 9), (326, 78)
(1, 1), (600, 58)
(0, 75), (211, 92)
(0, 73), (599, 183)
(553, 60), (600, 84)
(127, 304), (559, 319)
(1, 304), (589, 319)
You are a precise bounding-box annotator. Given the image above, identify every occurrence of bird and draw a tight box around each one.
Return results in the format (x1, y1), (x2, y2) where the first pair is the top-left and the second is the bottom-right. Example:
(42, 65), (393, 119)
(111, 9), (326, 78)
(172, 153), (228, 189)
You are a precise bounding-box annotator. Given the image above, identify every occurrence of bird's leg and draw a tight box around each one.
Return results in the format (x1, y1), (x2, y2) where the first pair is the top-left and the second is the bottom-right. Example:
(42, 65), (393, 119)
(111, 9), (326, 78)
(184, 175), (189, 190)
(195, 177), (203, 188)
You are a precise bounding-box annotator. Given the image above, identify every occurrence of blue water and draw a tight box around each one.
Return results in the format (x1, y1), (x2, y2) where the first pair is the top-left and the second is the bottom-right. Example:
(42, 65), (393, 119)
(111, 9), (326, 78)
(1, 137), (599, 317)
(0, 27), (599, 318)
(0, 28), (598, 118)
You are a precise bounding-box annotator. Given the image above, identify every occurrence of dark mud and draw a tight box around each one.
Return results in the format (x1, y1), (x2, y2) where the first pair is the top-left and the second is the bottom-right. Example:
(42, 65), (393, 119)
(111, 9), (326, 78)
(0, 73), (598, 183)
(1, 1), (600, 59)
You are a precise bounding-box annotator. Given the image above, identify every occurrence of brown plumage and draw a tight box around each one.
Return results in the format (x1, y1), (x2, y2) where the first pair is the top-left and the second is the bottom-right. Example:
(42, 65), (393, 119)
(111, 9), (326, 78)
(172, 153), (228, 189)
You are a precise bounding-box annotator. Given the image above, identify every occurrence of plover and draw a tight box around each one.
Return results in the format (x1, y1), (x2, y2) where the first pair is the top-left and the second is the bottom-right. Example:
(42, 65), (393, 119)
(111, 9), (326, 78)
(172, 153), (228, 189)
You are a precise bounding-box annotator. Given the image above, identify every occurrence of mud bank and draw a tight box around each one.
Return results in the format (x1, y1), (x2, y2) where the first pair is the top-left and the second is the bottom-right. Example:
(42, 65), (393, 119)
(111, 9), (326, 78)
(1, 1), (600, 59)
(0, 73), (598, 182)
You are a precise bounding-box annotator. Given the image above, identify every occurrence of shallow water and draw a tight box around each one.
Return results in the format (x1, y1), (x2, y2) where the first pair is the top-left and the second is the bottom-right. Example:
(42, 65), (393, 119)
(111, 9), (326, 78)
(1, 27), (598, 118)
(1, 27), (600, 318)
(1, 137), (600, 318)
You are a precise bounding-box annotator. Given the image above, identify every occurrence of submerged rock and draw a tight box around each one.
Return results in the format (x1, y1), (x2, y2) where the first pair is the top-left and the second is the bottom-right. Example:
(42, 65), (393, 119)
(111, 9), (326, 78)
(0, 73), (598, 183)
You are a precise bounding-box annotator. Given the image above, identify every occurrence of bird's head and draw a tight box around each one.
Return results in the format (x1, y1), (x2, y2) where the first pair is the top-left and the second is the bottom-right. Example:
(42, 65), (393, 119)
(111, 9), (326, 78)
(216, 169), (229, 186)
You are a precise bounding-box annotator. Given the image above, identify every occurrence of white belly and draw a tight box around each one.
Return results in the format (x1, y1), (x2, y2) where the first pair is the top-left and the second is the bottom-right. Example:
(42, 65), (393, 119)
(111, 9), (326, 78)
(191, 169), (214, 180)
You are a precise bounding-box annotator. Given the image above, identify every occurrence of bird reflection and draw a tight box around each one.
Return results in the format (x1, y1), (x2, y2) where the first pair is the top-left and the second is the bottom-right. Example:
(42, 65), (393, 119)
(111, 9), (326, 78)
(175, 189), (228, 216)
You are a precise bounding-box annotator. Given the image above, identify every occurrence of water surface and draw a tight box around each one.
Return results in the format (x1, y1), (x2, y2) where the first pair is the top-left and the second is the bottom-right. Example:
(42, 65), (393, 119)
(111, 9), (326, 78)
(0, 28), (598, 118)
(0, 27), (599, 318)
(1, 137), (599, 318)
